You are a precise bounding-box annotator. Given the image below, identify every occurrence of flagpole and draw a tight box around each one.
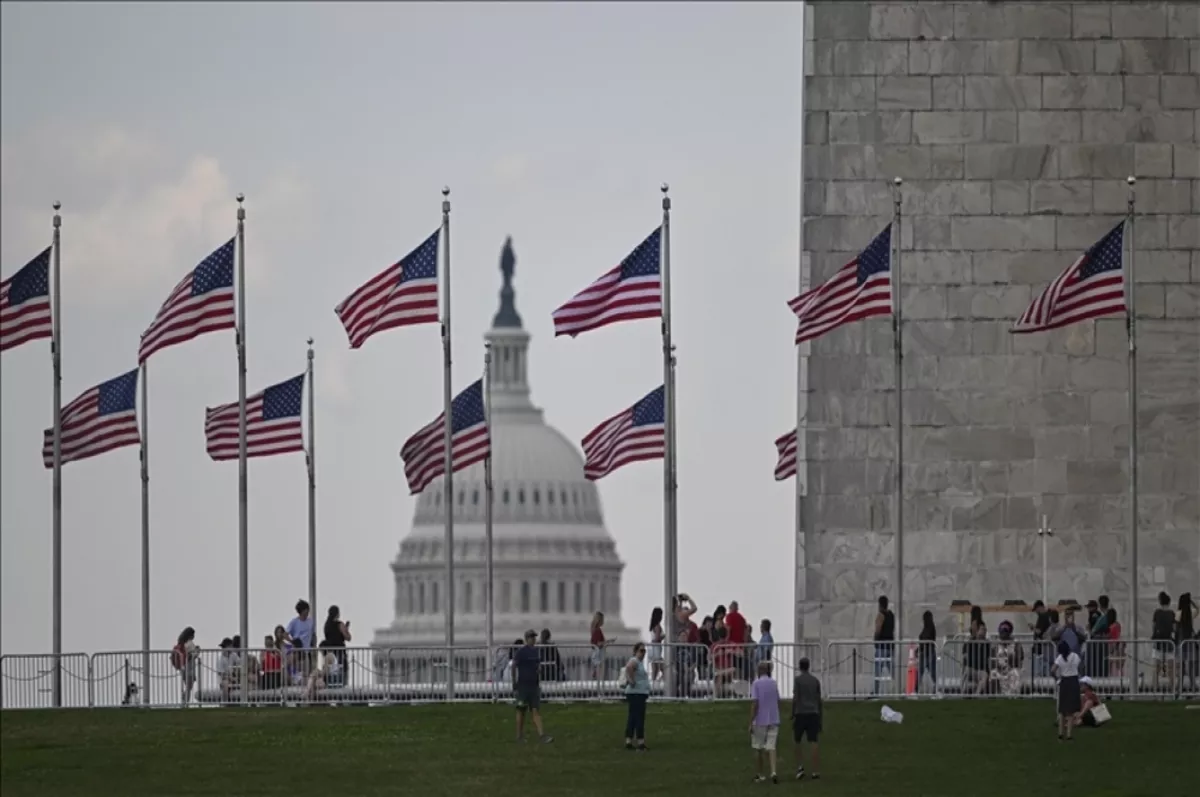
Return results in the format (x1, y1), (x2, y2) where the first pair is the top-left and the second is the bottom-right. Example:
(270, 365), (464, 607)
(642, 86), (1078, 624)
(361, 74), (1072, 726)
(235, 193), (249, 699)
(795, 26), (809, 645)
(139, 362), (150, 706)
(50, 201), (63, 708)
(306, 338), (317, 622)
(891, 177), (905, 642)
(660, 182), (678, 699)
(440, 186), (456, 702)
(483, 341), (495, 682)
(1126, 175), (1139, 645)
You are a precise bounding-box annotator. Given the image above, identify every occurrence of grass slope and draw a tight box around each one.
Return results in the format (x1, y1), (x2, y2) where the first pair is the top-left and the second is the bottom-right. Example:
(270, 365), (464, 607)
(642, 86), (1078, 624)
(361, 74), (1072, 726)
(1, 700), (1196, 796)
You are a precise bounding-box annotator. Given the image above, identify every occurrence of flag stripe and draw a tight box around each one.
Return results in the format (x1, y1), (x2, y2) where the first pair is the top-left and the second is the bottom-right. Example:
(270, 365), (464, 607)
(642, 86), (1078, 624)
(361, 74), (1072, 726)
(580, 386), (666, 481)
(1, 248), (53, 353)
(41, 370), (140, 468)
(335, 230), (440, 349)
(204, 374), (305, 461)
(552, 228), (662, 338)
(1012, 222), (1126, 334)
(139, 240), (236, 362)
(774, 430), (797, 481)
(399, 380), (490, 495)
(789, 225), (893, 345)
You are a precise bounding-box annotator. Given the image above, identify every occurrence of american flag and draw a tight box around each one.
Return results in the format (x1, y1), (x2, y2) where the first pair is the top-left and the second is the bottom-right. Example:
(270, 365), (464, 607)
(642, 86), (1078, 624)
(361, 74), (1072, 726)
(335, 229), (440, 349)
(790, 224), (893, 344)
(1, 247), (52, 353)
(400, 379), (490, 495)
(774, 429), (797, 481)
(205, 374), (305, 461)
(139, 239), (236, 362)
(1011, 222), (1126, 334)
(581, 385), (665, 481)
(41, 369), (140, 468)
(552, 227), (661, 337)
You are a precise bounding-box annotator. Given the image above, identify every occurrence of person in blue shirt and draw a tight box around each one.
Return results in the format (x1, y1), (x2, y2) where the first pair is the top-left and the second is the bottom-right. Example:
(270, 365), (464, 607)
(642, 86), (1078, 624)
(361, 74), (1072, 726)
(512, 629), (552, 744)
(757, 619), (775, 664)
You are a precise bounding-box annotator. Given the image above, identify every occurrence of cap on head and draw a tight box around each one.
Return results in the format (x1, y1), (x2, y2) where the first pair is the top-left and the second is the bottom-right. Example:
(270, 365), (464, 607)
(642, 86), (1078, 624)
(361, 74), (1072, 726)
(524, 629), (537, 641)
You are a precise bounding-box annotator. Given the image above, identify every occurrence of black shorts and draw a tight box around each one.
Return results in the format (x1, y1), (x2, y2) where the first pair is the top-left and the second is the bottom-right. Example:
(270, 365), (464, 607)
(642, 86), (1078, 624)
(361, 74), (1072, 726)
(793, 713), (820, 743)
(515, 683), (540, 711)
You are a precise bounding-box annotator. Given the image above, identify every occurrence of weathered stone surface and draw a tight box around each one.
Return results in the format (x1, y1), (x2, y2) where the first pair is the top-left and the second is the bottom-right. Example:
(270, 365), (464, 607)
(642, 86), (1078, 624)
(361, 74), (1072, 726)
(1095, 40), (1191, 75)
(1111, 4), (1169, 39)
(1057, 144), (1133, 179)
(964, 76), (1041, 110)
(909, 41), (988, 75)
(950, 216), (1056, 250)
(1162, 76), (1200, 110)
(1018, 111), (1082, 143)
(833, 41), (909, 76)
(931, 76), (965, 110)
(1043, 76), (1124, 111)
(1030, 180), (1093, 215)
(801, 1), (1200, 642)
(954, 3), (1072, 41)
(829, 111), (912, 144)
(1071, 4), (1111, 39)
(913, 111), (985, 144)
(878, 76), (933, 110)
(1020, 41), (1095, 75)
(964, 144), (1057, 179)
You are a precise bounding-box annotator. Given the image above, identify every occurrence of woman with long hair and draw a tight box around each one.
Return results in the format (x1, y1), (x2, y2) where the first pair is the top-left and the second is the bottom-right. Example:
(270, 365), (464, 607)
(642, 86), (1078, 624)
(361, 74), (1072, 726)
(590, 612), (612, 680)
(1177, 593), (1197, 690)
(917, 611), (938, 693)
(647, 607), (664, 681)
(322, 604), (351, 682)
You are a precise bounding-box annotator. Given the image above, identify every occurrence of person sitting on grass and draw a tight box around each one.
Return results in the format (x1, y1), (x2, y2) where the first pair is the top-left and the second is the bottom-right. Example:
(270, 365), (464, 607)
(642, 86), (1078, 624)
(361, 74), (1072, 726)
(1074, 677), (1109, 727)
(513, 629), (553, 744)
(748, 660), (780, 784)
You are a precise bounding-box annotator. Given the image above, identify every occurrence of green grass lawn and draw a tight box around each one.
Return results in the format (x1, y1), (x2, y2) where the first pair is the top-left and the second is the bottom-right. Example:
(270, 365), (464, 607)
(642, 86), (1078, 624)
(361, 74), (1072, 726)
(1, 700), (1196, 796)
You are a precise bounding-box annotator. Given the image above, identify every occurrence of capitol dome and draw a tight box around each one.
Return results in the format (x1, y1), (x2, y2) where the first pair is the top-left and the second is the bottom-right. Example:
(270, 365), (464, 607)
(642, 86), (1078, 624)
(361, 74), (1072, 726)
(373, 239), (640, 677)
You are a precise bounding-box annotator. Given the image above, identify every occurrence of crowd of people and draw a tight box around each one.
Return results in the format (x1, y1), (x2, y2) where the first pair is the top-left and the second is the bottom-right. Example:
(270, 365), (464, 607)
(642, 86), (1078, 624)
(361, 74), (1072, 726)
(169, 600), (353, 704)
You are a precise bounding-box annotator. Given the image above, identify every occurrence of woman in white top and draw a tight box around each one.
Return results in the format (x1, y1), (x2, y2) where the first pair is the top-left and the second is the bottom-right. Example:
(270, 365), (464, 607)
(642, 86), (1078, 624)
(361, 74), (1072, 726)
(1052, 640), (1082, 741)
(647, 607), (665, 681)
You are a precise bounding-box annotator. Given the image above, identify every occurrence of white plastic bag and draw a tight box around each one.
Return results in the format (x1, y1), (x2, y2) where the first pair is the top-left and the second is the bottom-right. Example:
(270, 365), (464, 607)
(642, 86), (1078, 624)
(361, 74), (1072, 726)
(880, 704), (904, 724)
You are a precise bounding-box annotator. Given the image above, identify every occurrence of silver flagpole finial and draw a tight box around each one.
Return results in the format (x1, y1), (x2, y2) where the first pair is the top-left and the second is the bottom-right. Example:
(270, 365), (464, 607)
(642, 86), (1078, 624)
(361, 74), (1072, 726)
(894, 177), (903, 186)
(1126, 176), (1136, 186)
(307, 336), (314, 347)
(53, 200), (62, 211)
(661, 182), (669, 194)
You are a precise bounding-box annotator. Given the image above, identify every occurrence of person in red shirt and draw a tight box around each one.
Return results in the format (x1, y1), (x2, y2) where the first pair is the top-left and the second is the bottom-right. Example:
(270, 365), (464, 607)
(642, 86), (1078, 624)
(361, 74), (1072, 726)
(725, 600), (750, 679)
(711, 628), (738, 697)
(261, 634), (283, 690)
(590, 612), (614, 679)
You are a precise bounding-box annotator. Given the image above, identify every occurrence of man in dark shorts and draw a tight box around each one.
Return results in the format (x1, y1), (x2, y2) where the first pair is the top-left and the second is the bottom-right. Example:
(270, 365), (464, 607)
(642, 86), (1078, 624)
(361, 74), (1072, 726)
(791, 657), (822, 780)
(513, 629), (553, 744)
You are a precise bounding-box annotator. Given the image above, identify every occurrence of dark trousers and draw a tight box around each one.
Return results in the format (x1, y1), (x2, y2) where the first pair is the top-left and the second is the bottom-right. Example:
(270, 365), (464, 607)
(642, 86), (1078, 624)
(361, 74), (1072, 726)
(624, 693), (648, 740)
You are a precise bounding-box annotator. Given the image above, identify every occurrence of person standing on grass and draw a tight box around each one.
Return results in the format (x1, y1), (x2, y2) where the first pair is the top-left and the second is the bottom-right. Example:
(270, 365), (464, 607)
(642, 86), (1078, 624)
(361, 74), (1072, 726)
(1052, 640), (1082, 741)
(791, 657), (822, 781)
(622, 642), (651, 751)
(748, 660), (780, 784)
(513, 629), (553, 744)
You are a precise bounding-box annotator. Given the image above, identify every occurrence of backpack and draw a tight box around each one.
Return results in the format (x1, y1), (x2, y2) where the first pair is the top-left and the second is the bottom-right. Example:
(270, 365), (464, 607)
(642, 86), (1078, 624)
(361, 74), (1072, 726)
(171, 643), (186, 671)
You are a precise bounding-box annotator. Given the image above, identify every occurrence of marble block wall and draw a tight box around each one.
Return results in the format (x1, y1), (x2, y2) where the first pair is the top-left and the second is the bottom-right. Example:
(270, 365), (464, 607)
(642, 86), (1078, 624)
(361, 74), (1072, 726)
(797, 1), (1200, 642)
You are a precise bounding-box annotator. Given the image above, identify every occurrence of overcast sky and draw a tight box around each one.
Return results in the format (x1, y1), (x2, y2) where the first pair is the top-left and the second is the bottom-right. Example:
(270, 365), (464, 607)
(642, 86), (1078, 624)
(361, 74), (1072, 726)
(1, 1), (804, 656)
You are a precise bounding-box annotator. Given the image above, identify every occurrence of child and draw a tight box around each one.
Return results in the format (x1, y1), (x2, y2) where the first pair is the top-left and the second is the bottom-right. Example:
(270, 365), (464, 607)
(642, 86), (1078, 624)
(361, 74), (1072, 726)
(748, 660), (780, 784)
(1052, 639), (1081, 740)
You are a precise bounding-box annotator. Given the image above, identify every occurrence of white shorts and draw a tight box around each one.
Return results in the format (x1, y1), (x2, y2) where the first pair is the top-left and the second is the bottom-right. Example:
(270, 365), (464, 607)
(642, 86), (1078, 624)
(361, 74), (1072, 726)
(751, 724), (779, 750)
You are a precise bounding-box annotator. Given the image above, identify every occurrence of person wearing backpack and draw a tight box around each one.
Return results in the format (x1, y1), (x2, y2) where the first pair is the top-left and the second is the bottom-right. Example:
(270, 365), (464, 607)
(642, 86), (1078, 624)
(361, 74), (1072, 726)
(621, 642), (651, 751)
(171, 627), (198, 705)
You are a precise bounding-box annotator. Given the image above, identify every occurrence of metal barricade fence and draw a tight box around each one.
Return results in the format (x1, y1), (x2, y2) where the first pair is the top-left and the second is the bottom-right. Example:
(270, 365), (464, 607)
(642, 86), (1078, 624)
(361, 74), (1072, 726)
(824, 640), (941, 700)
(1178, 639), (1199, 697)
(1, 653), (92, 710)
(1, 638), (1195, 709)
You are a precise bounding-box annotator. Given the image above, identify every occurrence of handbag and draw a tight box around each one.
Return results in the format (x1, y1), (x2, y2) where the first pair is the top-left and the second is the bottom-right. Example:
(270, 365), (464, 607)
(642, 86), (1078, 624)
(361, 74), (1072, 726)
(1091, 703), (1112, 725)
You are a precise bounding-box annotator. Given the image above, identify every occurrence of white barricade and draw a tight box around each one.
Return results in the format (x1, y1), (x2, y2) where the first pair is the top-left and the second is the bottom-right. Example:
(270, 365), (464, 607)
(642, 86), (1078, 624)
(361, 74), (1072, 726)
(824, 640), (939, 700)
(0, 638), (1194, 710)
(1, 653), (92, 710)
